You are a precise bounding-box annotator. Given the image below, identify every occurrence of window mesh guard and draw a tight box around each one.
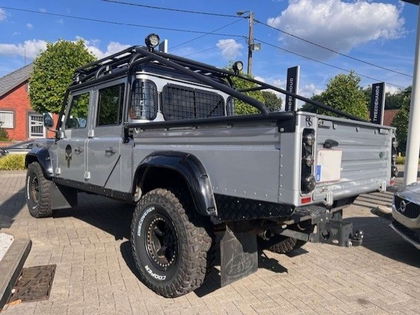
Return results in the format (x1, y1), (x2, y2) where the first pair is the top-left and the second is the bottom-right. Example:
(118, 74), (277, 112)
(130, 80), (158, 121)
(162, 85), (225, 121)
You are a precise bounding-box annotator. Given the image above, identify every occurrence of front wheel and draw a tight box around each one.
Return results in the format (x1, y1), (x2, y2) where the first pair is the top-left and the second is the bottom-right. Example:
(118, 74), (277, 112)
(130, 188), (211, 297)
(26, 162), (52, 218)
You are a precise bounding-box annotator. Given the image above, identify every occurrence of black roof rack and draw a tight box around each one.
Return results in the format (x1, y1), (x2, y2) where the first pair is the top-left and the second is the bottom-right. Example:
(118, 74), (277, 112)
(70, 45), (366, 122)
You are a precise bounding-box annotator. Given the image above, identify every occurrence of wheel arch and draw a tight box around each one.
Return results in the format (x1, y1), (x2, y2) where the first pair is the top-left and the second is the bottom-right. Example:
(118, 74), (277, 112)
(133, 151), (217, 216)
(25, 147), (53, 178)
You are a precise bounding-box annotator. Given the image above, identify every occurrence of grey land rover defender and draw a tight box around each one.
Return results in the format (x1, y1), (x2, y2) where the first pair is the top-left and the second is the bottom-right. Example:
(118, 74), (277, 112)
(25, 34), (397, 297)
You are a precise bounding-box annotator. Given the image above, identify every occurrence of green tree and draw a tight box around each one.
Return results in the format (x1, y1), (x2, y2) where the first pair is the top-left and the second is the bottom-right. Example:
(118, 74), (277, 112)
(392, 92), (411, 153)
(29, 40), (96, 114)
(262, 91), (282, 112)
(301, 72), (368, 119)
(230, 75), (265, 115)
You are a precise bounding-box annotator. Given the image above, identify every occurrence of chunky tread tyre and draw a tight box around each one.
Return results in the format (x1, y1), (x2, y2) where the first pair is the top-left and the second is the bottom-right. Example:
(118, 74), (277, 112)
(130, 188), (211, 298)
(26, 162), (52, 218)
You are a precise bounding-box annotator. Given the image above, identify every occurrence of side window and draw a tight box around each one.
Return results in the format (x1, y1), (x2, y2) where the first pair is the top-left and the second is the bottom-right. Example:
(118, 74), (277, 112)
(97, 84), (124, 126)
(162, 84), (225, 121)
(129, 80), (158, 121)
(65, 92), (90, 129)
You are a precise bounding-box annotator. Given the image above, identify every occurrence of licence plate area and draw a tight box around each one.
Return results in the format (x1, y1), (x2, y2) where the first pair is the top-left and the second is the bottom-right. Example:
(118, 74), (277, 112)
(315, 149), (342, 183)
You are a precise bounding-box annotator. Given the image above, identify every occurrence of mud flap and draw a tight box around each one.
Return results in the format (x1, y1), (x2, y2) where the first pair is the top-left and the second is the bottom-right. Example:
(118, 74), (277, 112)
(50, 182), (77, 210)
(220, 225), (258, 287)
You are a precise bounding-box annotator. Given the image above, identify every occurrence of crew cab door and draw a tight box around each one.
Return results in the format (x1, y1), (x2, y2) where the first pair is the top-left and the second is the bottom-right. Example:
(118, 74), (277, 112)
(56, 90), (92, 182)
(86, 80), (125, 188)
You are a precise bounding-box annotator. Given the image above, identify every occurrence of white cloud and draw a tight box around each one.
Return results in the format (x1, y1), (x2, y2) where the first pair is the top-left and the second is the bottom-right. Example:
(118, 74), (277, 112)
(267, 0), (404, 59)
(299, 83), (323, 98)
(0, 40), (47, 59)
(0, 8), (6, 21)
(0, 38), (130, 61)
(26, 23), (33, 30)
(216, 39), (243, 60)
(77, 37), (130, 59)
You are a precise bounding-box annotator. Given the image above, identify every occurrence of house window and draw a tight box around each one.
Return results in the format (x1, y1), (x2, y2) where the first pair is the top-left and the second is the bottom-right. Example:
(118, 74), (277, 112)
(0, 111), (14, 129)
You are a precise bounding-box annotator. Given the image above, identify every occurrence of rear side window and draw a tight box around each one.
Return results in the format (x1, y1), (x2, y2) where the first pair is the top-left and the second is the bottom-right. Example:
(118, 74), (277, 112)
(162, 84), (225, 121)
(66, 92), (90, 129)
(129, 80), (158, 121)
(97, 84), (124, 126)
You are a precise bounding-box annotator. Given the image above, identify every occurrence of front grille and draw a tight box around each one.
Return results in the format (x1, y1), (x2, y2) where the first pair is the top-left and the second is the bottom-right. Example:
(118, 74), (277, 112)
(394, 195), (420, 219)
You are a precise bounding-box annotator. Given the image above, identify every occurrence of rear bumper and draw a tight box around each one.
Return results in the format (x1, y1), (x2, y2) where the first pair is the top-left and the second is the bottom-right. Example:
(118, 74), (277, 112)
(390, 220), (420, 250)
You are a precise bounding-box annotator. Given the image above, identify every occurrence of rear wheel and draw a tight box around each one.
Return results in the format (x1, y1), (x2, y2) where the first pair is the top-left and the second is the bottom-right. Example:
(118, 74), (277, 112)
(130, 188), (211, 297)
(26, 162), (52, 218)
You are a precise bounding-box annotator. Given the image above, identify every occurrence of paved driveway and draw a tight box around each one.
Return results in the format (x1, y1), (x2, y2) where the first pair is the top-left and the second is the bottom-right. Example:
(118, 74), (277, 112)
(0, 171), (419, 314)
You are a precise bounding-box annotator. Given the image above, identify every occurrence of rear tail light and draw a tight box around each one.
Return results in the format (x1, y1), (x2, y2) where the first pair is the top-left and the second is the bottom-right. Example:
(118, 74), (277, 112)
(301, 129), (316, 194)
(391, 137), (398, 178)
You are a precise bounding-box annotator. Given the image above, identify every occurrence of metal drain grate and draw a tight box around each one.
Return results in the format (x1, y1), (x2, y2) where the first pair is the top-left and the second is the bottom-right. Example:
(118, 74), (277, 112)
(8, 264), (56, 303)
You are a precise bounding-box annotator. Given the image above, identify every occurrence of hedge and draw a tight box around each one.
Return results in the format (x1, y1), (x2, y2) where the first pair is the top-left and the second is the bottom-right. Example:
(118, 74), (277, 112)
(0, 154), (26, 170)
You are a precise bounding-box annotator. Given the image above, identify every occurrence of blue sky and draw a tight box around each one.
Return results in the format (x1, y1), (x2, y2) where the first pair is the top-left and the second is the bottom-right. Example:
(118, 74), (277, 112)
(0, 0), (417, 97)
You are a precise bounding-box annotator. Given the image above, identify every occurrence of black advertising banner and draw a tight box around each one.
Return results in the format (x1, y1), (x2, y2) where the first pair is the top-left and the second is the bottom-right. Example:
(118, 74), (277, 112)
(285, 66), (300, 111)
(370, 82), (385, 124)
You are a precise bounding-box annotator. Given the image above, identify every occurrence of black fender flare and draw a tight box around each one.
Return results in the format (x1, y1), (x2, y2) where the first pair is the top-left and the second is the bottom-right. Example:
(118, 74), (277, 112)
(25, 147), (53, 178)
(134, 151), (217, 216)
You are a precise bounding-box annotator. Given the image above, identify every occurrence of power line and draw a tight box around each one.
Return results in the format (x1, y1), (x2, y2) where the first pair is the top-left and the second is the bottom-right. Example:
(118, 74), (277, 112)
(255, 19), (412, 78)
(0, 6), (244, 38)
(255, 38), (406, 89)
(102, 0), (242, 18)
(171, 19), (244, 51)
(183, 46), (217, 58)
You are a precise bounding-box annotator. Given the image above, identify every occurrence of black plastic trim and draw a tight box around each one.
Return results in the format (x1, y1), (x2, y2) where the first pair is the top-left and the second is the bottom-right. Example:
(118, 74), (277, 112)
(214, 194), (294, 221)
(53, 177), (133, 202)
(134, 151), (217, 216)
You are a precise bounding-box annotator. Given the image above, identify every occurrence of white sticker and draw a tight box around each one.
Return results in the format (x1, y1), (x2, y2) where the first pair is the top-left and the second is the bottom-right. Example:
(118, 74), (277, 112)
(316, 150), (342, 182)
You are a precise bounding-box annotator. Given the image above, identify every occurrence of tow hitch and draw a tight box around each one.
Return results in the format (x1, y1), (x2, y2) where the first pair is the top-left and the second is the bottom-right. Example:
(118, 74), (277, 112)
(273, 206), (364, 247)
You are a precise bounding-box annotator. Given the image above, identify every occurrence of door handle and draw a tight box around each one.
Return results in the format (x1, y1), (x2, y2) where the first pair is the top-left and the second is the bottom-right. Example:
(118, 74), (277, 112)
(105, 147), (116, 155)
(74, 147), (83, 154)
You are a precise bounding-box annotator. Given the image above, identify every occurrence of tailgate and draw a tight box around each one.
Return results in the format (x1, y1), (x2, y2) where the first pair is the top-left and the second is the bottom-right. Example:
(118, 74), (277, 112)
(314, 116), (394, 200)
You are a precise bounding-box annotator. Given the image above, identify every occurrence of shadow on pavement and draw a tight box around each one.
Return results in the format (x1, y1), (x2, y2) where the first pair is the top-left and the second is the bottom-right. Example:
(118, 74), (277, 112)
(54, 193), (133, 240)
(346, 215), (420, 268)
(0, 188), (26, 229)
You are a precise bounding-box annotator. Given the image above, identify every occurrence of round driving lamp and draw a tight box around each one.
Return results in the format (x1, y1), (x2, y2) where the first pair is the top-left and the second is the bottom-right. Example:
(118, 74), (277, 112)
(302, 175), (316, 193)
(145, 33), (160, 50)
(303, 133), (315, 146)
(232, 61), (243, 74)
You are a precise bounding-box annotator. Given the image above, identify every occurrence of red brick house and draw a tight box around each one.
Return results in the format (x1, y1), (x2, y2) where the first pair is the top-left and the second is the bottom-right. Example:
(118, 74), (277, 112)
(0, 64), (48, 142)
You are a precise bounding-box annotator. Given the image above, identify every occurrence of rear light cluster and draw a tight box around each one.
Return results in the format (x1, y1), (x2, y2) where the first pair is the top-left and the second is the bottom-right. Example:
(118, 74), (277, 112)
(301, 129), (316, 194)
(391, 137), (398, 178)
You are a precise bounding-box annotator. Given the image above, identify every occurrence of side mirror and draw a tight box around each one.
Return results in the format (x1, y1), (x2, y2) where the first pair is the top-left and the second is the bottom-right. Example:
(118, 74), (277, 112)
(43, 113), (54, 128)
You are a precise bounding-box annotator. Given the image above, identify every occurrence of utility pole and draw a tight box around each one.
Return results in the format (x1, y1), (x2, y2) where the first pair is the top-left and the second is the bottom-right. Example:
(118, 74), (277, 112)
(402, 0), (420, 185)
(237, 10), (259, 76)
(247, 11), (254, 76)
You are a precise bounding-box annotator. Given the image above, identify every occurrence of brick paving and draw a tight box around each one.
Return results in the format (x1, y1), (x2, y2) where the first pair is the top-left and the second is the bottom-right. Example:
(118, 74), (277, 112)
(0, 170), (419, 314)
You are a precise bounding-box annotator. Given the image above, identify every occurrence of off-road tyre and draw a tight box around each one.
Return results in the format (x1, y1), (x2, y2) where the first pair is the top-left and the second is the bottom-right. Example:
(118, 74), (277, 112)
(130, 188), (211, 298)
(26, 162), (52, 218)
